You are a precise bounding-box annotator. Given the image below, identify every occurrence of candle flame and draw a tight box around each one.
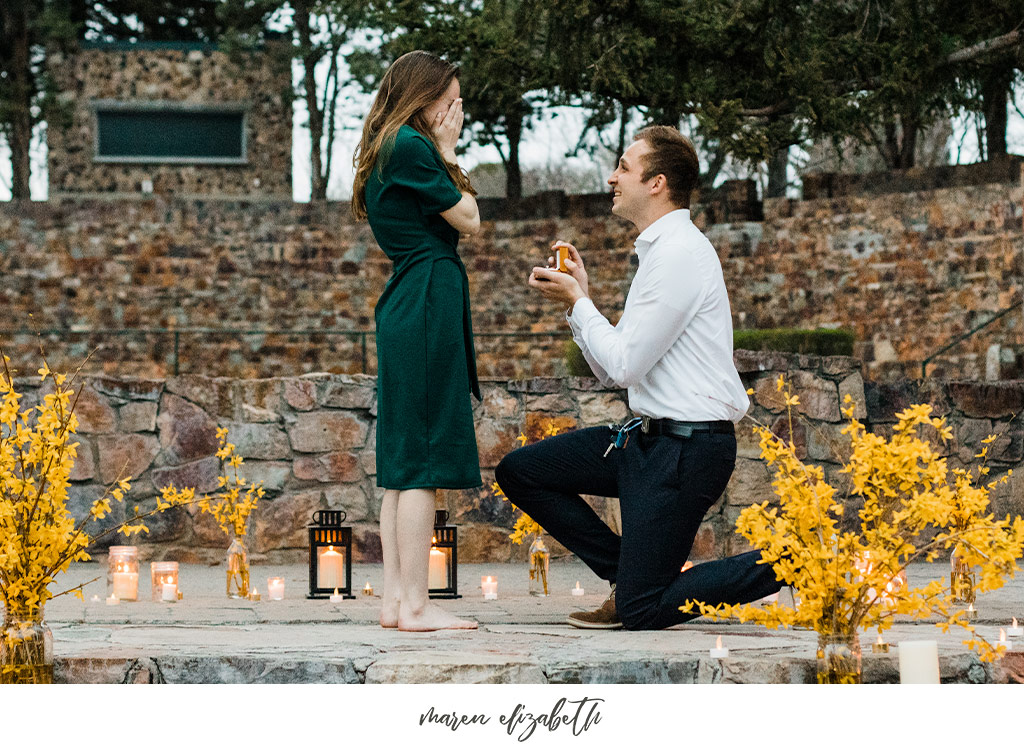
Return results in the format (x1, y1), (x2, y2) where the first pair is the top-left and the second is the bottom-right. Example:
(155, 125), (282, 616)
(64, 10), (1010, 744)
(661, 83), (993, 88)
(1000, 628), (1007, 641)
(575, 581), (581, 589)
(364, 581), (371, 589)
(485, 576), (493, 584)
(432, 536), (437, 544)
(1014, 618), (1019, 629)
(333, 588), (338, 595)
(715, 635), (722, 650)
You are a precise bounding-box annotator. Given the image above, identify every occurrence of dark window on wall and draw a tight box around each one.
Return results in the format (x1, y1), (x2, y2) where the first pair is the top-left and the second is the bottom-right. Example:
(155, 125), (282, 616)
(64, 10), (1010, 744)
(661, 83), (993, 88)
(93, 103), (248, 164)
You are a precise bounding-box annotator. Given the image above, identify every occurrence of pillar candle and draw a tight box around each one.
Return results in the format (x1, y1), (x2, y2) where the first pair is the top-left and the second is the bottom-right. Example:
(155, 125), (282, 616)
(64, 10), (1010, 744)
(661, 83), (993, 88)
(428, 547), (447, 589)
(318, 546), (345, 590)
(898, 640), (940, 684)
(112, 570), (138, 600)
(571, 581), (584, 597)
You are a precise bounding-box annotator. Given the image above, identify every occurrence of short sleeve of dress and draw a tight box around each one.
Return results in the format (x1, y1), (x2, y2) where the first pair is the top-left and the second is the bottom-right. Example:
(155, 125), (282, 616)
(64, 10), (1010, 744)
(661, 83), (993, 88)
(388, 130), (464, 216)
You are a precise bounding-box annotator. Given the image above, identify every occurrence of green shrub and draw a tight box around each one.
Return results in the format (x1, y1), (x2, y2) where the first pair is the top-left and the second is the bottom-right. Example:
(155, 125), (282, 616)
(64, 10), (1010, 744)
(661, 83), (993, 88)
(733, 328), (854, 356)
(564, 340), (595, 378)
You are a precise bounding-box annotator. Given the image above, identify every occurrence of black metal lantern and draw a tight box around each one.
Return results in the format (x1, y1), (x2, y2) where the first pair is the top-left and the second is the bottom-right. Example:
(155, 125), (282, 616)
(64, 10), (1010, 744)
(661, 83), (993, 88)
(308, 506), (354, 599)
(428, 509), (460, 599)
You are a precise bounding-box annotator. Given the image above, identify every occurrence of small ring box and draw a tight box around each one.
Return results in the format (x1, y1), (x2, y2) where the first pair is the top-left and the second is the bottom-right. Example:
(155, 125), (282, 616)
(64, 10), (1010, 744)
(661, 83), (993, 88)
(554, 245), (570, 273)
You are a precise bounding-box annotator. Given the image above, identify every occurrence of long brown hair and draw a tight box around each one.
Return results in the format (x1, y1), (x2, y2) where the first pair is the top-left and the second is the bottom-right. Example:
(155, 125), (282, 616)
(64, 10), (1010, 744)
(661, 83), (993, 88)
(351, 50), (475, 220)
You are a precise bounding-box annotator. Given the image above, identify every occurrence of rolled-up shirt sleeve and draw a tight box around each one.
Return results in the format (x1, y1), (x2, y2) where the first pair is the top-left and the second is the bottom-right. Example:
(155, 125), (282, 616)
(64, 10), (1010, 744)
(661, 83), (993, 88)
(568, 246), (706, 388)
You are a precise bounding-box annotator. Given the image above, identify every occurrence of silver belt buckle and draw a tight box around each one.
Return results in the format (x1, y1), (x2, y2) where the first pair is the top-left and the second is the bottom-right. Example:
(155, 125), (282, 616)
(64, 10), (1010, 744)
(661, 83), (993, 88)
(641, 416), (650, 433)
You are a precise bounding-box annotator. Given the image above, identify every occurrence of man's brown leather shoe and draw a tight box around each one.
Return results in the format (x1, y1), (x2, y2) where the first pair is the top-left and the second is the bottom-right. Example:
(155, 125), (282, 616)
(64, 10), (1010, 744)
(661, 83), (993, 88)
(567, 586), (623, 629)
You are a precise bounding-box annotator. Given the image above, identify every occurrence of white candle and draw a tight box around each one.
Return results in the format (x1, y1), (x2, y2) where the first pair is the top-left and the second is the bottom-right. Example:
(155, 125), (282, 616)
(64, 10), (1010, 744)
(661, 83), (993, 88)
(571, 581), (585, 597)
(318, 546), (345, 590)
(428, 547), (447, 589)
(105, 594), (120, 606)
(91, 595), (100, 603)
(481, 576), (498, 600)
(329, 587), (344, 603)
(898, 640), (940, 684)
(710, 635), (729, 658)
(268, 577), (285, 601)
(997, 628), (1013, 651)
(1008, 618), (1023, 638)
(112, 569), (138, 600)
(362, 581), (374, 596)
(161, 583), (178, 602)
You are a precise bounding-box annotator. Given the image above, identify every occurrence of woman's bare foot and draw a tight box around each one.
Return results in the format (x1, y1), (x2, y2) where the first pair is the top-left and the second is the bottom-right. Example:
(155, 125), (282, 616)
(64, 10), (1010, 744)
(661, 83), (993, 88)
(379, 599), (400, 628)
(398, 602), (478, 632)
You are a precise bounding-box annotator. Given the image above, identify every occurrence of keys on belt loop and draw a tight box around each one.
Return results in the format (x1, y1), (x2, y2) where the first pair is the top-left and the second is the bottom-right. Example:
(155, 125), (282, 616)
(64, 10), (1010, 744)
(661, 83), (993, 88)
(604, 417), (644, 458)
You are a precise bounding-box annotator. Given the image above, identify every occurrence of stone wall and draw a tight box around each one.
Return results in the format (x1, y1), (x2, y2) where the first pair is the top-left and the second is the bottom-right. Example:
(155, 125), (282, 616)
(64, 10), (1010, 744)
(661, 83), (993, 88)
(47, 43), (292, 198)
(26, 351), (1024, 566)
(1, 167), (1022, 381)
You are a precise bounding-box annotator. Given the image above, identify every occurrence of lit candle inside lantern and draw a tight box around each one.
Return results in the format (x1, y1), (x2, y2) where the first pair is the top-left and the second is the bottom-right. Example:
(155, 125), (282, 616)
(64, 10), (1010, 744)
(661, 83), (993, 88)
(571, 581), (585, 597)
(329, 587), (344, 603)
(428, 542), (447, 589)
(267, 577), (285, 601)
(318, 545), (345, 590)
(362, 581), (374, 596)
(250, 589), (260, 602)
(997, 628), (1012, 651)
(105, 594), (120, 606)
(872, 632), (890, 654)
(709, 635), (729, 659)
(481, 575), (498, 600)
(1008, 617), (1023, 638)
(898, 640), (940, 684)
(161, 582), (178, 602)
(112, 564), (138, 600)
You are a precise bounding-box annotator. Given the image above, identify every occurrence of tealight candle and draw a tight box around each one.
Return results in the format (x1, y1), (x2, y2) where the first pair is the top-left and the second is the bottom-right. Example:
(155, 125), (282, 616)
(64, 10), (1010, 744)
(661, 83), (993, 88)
(709, 635), (729, 659)
(91, 595), (100, 603)
(329, 587), (344, 603)
(898, 640), (940, 684)
(249, 589), (261, 602)
(105, 594), (120, 606)
(872, 633), (890, 654)
(1008, 617), (1023, 638)
(571, 581), (585, 597)
(362, 581), (374, 596)
(481, 576), (498, 600)
(161, 583), (178, 602)
(996, 628), (1012, 651)
(268, 577), (285, 601)
(966, 603), (978, 621)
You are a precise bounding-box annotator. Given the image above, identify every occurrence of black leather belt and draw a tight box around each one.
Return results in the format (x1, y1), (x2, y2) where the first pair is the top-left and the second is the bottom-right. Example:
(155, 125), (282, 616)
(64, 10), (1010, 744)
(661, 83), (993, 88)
(640, 417), (735, 438)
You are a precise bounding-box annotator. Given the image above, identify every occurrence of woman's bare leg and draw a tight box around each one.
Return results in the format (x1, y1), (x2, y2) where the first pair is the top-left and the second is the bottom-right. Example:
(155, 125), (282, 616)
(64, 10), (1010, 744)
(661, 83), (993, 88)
(396, 488), (477, 631)
(379, 489), (400, 627)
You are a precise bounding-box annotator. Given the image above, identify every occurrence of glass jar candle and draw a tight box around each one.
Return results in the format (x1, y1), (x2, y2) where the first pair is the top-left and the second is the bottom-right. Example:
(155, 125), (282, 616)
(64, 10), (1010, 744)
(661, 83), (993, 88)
(150, 561), (179, 601)
(107, 546), (139, 601)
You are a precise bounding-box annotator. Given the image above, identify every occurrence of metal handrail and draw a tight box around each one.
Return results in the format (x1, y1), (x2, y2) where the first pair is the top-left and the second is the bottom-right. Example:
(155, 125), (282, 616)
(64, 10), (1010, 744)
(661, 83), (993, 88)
(0, 327), (572, 376)
(920, 295), (1023, 379)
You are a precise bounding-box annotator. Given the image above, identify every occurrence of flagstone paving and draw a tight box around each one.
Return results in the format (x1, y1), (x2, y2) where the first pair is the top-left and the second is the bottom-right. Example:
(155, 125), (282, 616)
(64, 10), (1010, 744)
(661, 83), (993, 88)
(40, 560), (1024, 684)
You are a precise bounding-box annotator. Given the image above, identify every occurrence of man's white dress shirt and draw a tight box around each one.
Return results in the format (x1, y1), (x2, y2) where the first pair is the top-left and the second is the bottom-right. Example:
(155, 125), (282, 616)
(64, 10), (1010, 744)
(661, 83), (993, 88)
(567, 208), (749, 422)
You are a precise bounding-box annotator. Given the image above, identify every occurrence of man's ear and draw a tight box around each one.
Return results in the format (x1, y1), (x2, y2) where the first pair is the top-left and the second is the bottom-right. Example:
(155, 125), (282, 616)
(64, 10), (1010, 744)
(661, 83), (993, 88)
(648, 174), (668, 196)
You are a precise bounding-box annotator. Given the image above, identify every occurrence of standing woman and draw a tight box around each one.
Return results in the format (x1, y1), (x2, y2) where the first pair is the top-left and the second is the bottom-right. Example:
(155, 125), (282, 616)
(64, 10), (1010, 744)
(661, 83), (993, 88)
(352, 51), (481, 631)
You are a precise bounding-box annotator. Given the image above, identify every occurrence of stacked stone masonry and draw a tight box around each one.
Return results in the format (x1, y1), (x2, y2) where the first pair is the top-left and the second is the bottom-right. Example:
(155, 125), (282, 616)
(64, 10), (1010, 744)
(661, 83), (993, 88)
(21, 351), (1024, 565)
(2, 165), (1022, 380)
(47, 44), (292, 198)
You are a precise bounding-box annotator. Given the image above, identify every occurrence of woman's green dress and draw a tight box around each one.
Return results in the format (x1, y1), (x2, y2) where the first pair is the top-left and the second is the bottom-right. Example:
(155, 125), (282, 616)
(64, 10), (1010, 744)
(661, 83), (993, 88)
(365, 124), (481, 490)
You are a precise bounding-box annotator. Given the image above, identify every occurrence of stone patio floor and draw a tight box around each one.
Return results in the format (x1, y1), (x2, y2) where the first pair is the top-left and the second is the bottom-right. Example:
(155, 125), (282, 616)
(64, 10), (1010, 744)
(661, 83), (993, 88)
(40, 559), (1024, 683)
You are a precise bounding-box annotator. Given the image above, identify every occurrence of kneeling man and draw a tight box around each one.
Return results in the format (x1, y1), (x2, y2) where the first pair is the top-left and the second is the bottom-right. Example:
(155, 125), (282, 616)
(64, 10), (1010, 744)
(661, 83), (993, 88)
(496, 126), (780, 630)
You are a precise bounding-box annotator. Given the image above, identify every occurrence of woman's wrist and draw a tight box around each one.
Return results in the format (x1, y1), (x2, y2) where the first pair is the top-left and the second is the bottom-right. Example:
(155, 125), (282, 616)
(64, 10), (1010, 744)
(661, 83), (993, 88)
(441, 149), (458, 164)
